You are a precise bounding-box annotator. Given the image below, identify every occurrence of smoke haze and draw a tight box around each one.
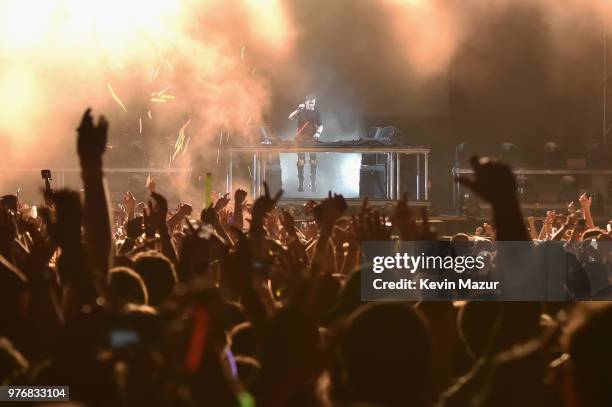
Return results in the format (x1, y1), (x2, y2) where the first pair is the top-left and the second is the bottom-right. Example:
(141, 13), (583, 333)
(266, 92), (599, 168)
(0, 0), (610, 201)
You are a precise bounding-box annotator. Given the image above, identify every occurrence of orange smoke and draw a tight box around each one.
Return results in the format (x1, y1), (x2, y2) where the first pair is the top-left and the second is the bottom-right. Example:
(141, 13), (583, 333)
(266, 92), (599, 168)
(0, 0), (294, 200)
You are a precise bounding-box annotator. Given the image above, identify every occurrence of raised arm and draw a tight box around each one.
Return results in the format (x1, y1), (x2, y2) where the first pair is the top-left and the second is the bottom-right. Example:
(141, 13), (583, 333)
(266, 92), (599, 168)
(250, 183), (283, 238)
(288, 103), (304, 120)
(310, 193), (347, 274)
(526, 216), (538, 240)
(232, 188), (247, 230)
(77, 109), (112, 279)
(148, 192), (178, 265)
(579, 193), (595, 229)
(51, 190), (100, 316)
(459, 156), (529, 241)
(166, 203), (192, 231)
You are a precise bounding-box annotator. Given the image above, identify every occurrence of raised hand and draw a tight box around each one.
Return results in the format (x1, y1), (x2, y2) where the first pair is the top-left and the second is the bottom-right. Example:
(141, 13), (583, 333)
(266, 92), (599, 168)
(177, 203), (193, 217)
(526, 216), (538, 240)
(218, 210), (232, 229)
(392, 193), (416, 240)
(303, 200), (317, 215)
(145, 191), (179, 263)
(77, 108), (108, 166)
(201, 203), (235, 246)
(459, 156), (527, 241)
(458, 156), (517, 206)
(550, 211), (577, 241)
(253, 183), (283, 218)
(264, 210), (281, 236)
(353, 211), (392, 241)
(147, 192), (169, 232)
(483, 222), (496, 240)
(578, 193), (595, 228)
(166, 203), (192, 231)
(251, 183), (283, 234)
(214, 193), (231, 212)
(234, 188), (247, 206)
(565, 212), (578, 228)
(280, 209), (297, 237)
(578, 193), (592, 210)
(123, 191), (136, 220)
(391, 193), (435, 241)
(313, 192), (347, 229)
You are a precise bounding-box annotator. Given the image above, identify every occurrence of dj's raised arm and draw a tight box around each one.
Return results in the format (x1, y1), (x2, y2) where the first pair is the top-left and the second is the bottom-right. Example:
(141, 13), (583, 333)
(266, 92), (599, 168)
(288, 103), (304, 120)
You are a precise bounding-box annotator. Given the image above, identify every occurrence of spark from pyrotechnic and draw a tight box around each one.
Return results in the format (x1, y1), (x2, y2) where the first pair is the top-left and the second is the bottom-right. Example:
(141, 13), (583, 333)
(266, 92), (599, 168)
(172, 119), (192, 163)
(107, 84), (128, 112)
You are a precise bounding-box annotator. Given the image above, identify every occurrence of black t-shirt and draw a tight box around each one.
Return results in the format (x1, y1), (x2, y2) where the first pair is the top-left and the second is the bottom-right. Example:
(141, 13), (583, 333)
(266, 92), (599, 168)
(297, 108), (322, 138)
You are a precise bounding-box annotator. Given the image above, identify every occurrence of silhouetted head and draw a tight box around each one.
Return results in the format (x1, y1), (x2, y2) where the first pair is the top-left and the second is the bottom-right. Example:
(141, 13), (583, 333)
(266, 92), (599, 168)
(259, 306), (320, 376)
(566, 304), (612, 407)
(312, 274), (342, 323)
(113, 254), (136, 270)
(330, 303), (431, 407)
(451, 233), (471, 242)
(324, 270), (362, 325)
(458, 302), (541, 359)
(133, 251), (177, 306)
(107, 267), (148, 306)
(0, 195), (17, 211)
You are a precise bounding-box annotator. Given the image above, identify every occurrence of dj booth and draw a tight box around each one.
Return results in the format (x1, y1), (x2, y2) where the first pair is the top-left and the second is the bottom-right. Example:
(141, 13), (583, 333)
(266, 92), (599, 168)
(226, 143), (431, 203)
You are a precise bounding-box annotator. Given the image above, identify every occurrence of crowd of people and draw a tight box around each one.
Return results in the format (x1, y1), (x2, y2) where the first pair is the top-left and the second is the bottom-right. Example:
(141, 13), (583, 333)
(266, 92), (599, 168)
(1, 109), (612, 406)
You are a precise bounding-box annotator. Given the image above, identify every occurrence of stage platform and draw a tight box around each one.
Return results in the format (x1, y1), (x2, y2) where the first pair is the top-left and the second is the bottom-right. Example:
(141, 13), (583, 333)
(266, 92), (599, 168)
(227, 144), (431, 202)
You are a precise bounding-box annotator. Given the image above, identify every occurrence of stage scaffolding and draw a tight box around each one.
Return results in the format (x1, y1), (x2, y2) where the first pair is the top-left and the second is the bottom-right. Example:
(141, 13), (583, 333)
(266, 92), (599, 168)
(226, 145), (431, 203)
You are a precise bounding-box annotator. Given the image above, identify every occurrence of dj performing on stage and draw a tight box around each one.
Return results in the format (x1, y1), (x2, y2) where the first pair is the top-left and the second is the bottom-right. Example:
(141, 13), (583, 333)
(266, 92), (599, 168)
(225, 95), (431, 207)
(3, 94), (432, 209)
